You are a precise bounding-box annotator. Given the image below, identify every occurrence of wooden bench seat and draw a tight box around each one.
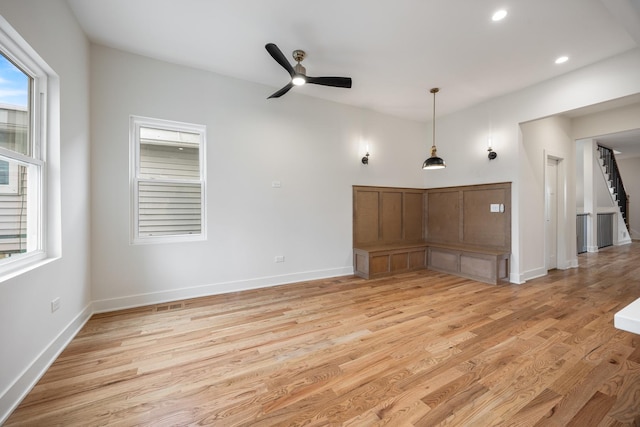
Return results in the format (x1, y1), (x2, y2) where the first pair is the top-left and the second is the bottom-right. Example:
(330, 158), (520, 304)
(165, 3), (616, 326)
(425, 241), (510, 285)
(353, 241), (428, 279)
(353, 241), (510, 284)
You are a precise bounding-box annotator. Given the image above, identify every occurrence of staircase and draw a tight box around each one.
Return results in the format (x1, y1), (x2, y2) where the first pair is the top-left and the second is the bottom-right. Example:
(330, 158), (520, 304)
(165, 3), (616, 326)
(597, 144), (629, 230)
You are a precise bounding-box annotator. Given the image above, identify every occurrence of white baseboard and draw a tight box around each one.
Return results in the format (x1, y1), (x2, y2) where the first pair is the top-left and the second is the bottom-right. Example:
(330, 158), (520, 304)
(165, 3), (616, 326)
(558, 258), (579, 269)
(92, 266), (354, 313)
(516, 267), (548, 284)
(0, 303), (93, 425)
(509, 272), (525, 284)
(615, 237), (632, 246)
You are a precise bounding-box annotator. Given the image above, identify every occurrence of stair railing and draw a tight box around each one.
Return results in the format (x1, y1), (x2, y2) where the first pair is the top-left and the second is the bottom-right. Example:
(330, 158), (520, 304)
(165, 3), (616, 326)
(597, 144), (629, 230)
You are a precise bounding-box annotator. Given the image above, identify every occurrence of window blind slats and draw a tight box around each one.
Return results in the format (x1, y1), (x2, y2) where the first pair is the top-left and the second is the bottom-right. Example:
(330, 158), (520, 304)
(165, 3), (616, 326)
(137, 181), (201, 237)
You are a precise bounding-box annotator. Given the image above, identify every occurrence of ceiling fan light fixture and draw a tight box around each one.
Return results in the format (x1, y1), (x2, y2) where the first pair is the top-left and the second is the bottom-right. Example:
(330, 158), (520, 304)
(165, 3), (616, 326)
(292, 74), (306, 86)
(292, 62), (307, 85)
(422, 87), (446, 170)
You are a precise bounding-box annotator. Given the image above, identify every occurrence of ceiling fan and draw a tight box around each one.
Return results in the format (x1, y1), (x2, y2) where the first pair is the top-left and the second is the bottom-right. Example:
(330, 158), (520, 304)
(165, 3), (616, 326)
(265, 43), (352, 99)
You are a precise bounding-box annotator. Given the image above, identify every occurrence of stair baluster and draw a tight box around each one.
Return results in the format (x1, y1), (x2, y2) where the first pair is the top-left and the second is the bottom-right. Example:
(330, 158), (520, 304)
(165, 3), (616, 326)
(597, 144), (629, 230)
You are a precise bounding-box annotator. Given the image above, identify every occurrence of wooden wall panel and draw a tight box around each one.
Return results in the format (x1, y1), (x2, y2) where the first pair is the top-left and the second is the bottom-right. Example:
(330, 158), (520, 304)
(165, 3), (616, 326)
(353, 186), (424, 246)
(381, 192), (403, 242)
(355, 183), (510, 252)
(425, 182), (511, 252)
(354, 190), (379, 244)
(404, 192), (424, 240)
(463, 188), (510, 248)
(425, 191), (460, 243)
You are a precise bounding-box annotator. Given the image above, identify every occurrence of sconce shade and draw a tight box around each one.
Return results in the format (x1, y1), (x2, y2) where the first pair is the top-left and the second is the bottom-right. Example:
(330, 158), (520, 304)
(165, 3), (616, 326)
(422, 87), (446, 170)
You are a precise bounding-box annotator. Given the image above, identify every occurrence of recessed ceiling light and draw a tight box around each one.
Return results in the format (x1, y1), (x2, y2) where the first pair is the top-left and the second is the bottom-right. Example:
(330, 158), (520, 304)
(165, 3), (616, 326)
(555, 56), (569, 64)
(492, 10), (507, 21)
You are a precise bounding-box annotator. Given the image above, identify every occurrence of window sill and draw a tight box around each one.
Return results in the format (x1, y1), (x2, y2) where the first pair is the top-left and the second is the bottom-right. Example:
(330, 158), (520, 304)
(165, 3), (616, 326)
(0, 253), (59, 283)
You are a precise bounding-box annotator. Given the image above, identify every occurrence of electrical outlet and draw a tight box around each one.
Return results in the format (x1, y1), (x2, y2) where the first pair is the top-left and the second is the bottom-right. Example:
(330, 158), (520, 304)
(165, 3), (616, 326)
(275, 256), (285, 263)
(51, 297), (60, 313)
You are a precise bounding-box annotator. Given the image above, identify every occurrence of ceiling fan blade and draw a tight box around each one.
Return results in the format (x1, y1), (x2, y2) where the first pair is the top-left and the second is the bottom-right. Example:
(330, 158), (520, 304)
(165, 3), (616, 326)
(265, 43), (295, 77)
(267, 82), (294, 99)
(307, 76), (352, 88)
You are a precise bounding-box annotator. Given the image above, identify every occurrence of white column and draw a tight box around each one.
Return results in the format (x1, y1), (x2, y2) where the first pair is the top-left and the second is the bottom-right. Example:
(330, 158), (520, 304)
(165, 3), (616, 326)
(580, 139), (598, 252)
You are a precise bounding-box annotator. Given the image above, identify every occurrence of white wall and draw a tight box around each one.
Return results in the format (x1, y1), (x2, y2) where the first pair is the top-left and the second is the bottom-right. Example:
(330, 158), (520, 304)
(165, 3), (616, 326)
(520, 116), (576, 276)
(89, 44), (427, 310)
(618, 157), (640, 239)
(0, 0), (91, 422)
(572, 103), (640, 140)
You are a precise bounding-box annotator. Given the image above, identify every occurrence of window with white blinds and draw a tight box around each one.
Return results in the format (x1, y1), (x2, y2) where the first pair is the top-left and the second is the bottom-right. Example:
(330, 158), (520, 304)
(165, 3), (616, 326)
(130, 116), (206, 244)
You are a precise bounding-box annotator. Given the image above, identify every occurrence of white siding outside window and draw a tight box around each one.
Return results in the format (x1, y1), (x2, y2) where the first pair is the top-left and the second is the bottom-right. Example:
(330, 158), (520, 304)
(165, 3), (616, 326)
(130, 116), (206, 244)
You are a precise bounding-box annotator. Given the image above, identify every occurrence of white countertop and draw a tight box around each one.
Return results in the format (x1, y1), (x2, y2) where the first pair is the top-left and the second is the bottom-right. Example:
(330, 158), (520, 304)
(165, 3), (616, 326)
(614, 297), (640, 335)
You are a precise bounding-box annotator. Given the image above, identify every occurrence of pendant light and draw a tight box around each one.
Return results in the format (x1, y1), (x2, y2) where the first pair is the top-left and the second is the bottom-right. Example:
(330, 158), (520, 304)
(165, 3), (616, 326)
(422, 87), (446, 170)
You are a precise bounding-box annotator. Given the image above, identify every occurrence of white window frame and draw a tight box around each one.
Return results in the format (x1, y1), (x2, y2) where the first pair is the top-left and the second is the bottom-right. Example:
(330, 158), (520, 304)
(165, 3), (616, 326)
(130, 115), (206, 244)
(0, 18), (50, 275)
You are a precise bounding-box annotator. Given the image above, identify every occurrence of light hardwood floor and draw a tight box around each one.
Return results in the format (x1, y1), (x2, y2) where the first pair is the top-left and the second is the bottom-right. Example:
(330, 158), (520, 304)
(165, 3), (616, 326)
(7, 244), (640, 426)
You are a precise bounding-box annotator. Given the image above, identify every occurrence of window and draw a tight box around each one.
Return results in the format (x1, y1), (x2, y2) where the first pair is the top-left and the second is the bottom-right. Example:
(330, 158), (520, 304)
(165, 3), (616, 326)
(130, 116), (206, 244)
(0, 33), (47, 266)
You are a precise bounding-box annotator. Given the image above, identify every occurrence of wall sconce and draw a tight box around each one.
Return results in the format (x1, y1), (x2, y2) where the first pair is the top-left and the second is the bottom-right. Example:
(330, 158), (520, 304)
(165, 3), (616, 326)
(487, 138), (497, 160)
(361, 145), (370, 165)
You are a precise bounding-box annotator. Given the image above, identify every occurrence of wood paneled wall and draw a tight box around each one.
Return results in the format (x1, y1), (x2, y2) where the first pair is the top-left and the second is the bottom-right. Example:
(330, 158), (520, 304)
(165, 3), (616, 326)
(353, 186), (424, 246)
(424, 183), (511, 251)
(353, 182), (511, 251)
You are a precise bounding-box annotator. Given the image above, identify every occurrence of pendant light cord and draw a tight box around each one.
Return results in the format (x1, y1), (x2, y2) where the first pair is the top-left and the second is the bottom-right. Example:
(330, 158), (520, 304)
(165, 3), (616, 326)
(432, 89), (436, 149)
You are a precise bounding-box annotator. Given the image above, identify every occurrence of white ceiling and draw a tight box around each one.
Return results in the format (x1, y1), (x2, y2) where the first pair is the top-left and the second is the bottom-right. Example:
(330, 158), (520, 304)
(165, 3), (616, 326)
(66, 0), (640, 123)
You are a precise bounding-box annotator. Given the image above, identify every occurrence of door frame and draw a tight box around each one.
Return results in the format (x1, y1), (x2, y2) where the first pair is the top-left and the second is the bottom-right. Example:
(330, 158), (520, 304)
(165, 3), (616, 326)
(544, 151), (567, 271)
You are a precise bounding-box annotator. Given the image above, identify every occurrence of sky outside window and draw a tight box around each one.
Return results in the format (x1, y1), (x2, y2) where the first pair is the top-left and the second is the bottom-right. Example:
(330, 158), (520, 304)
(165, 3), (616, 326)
(0, 53), (29, 108)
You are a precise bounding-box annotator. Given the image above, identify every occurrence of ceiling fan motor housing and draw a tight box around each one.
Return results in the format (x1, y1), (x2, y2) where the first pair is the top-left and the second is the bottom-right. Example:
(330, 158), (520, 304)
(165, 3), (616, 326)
(294, 63), (306, 75)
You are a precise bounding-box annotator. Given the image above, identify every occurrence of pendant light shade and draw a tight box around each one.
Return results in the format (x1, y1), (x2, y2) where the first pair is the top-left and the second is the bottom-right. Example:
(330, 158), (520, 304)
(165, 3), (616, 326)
(422, 87), (446, 170)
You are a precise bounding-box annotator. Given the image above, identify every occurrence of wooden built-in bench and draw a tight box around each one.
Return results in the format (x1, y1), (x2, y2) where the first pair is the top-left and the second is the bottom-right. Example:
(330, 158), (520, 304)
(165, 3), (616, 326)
(353, 183), (512, 285)
(353, 241), (428, 279)
(425, 242), (509, 285)
(353, 241), (509, 285)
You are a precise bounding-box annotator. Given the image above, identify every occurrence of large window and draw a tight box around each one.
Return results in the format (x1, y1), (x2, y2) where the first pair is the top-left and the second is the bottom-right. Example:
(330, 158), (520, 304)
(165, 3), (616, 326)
(130, 116), (206, 244)
(0, 38), (46, 265)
